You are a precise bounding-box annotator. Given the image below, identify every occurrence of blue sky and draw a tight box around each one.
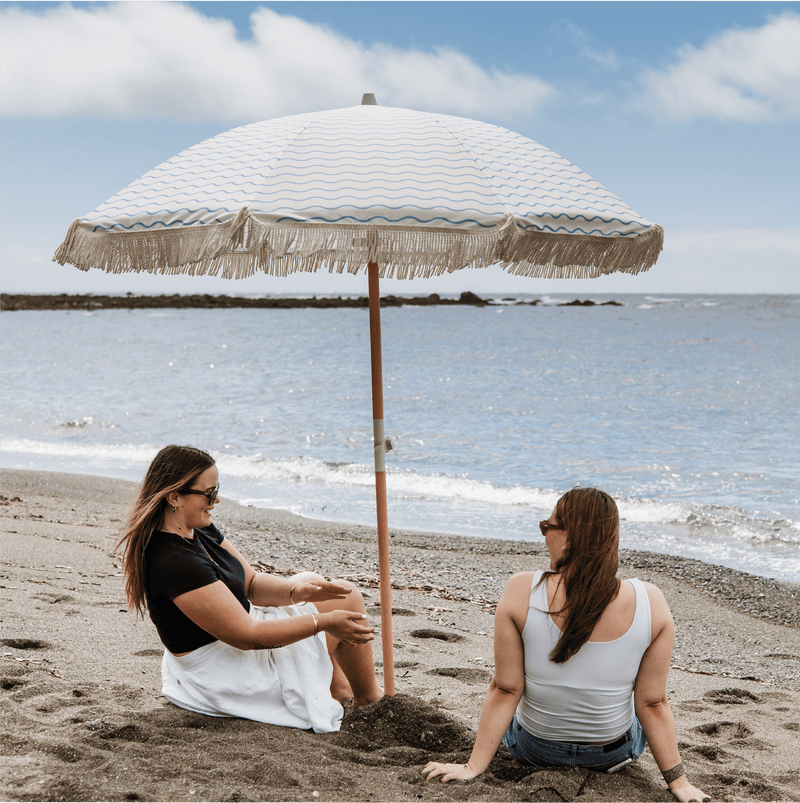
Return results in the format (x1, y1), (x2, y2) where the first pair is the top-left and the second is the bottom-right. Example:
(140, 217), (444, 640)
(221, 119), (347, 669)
(1, 1), (799, 296)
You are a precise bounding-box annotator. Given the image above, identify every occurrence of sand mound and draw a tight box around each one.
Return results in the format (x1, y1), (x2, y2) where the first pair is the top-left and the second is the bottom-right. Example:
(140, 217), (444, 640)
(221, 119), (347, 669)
(334, 694), (471, 754)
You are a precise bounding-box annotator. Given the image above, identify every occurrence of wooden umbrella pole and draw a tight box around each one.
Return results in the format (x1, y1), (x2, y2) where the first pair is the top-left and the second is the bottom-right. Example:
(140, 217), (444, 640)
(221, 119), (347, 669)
(367, 261), (395, 696)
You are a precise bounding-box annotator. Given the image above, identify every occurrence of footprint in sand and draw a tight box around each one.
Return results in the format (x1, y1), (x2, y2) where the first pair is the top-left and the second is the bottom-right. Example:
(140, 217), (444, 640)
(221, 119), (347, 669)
(693, 721), (753, 740)
(425, 667), (492, 685)
(408, 628), (467, 643)
(1, 638), (52, 650)
(1, 657), (31, 689)
(690, 716), (773, 764)
(714, 776), (785, 800)
(367, 605), (417, 617)
(687, 744), (733, 763)
(85, 720), (150, 743)
(376, 659), (419, 669)
(10, 677), (98, 715)
(1, 675), (27, 691)
(704, 687), (761, 705)
(677, 702), (709, 713)
(1, 656), (101, 714)
(31, 592), (75, 604)
(1, 639), (54, 701)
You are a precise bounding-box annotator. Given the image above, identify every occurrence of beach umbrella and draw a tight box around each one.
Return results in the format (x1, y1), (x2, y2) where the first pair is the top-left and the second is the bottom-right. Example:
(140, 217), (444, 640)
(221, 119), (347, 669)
(54, 94), (663, 694)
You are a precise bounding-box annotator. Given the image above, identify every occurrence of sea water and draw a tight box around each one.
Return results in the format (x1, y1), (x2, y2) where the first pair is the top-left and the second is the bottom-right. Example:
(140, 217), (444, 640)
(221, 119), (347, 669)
(2, 294), (798, 584)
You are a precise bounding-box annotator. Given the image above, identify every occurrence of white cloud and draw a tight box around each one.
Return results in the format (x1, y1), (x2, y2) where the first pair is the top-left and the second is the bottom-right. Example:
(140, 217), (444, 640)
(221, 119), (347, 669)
(559, 20), (620, 71)
(0, 2), (554, 122)
(640, 12), (800, 121)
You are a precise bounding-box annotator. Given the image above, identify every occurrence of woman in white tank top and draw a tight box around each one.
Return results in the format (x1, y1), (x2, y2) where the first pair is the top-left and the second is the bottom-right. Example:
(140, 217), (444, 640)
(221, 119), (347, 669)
(424, 488), (708, 803)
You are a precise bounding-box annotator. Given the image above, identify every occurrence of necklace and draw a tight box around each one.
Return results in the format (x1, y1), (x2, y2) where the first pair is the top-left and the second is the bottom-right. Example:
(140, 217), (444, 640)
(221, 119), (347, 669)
(162, 527), (194, 539)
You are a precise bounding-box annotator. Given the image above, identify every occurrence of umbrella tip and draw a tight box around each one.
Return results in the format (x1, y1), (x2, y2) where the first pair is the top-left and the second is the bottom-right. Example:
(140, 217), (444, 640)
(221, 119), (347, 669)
(361, 93), (378, 106)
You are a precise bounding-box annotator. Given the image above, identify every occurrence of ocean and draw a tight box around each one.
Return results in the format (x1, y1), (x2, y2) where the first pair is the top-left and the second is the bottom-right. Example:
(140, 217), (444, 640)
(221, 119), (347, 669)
(2, 293), (798, 584)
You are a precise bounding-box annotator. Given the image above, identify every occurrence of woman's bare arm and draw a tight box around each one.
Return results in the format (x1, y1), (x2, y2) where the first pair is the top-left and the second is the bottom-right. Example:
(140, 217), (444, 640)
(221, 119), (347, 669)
(635, 583), (709, 802)
(423, 572), (531, 782)
(173, 581), (374, 651)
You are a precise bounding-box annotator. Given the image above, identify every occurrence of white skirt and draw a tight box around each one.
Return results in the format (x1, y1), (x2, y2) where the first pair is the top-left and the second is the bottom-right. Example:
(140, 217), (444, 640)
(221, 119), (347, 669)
(160, 603), (343, 733)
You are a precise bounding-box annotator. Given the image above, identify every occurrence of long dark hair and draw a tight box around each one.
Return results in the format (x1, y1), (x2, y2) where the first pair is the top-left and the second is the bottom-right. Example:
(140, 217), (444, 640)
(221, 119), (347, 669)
(543, 487), (620, 663)
(115, 445), (215, 616)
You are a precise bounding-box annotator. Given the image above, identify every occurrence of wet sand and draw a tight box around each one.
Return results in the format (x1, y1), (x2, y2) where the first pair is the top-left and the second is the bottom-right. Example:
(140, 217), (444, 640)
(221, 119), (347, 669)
(1, 468), (799, 802)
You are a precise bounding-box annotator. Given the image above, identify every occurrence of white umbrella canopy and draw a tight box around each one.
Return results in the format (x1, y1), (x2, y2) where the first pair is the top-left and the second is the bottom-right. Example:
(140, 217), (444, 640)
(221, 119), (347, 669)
(54, 96), (663, 695)
(55, 96), (662, 281)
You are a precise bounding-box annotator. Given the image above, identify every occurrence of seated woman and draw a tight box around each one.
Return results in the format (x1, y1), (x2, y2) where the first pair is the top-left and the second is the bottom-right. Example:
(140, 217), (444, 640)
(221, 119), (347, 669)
(423, 487), (708, 803)
(116, 445), (383, 733)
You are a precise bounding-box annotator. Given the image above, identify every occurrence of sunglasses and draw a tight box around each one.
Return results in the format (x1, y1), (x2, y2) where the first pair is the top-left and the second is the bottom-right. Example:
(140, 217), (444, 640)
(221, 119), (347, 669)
(181, 485), (220, 504)
(539, 519), (565, 537)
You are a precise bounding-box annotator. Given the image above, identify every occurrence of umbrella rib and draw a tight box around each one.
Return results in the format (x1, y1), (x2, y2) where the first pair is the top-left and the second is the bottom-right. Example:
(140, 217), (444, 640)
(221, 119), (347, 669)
(415, 111), (511, 217)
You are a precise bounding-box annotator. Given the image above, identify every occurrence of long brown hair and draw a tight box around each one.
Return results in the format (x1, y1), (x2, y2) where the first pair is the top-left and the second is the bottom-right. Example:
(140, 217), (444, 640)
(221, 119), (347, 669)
(116, 445), (215, 616)
(543, 487), (620, 663)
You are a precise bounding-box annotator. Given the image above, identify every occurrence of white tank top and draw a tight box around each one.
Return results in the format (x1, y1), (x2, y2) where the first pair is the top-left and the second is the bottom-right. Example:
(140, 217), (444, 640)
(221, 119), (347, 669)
(516, 570), (652, 743)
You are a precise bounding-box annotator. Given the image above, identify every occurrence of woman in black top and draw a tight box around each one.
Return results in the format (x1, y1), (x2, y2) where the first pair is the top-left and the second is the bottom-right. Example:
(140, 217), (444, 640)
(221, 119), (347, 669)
(117, 445), (383, 732)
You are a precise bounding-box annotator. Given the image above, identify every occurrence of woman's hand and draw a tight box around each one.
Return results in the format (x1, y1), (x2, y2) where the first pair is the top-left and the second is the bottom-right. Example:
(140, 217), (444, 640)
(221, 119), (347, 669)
(669, 779), (710, 802)
(422, 761), (478, 783)
(319, 610), (375, 646)
(292, 580), (351, 604)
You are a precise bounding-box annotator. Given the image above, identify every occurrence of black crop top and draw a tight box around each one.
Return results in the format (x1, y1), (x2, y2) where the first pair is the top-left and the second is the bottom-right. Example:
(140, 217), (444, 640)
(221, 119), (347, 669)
(144, 524), (249, 653)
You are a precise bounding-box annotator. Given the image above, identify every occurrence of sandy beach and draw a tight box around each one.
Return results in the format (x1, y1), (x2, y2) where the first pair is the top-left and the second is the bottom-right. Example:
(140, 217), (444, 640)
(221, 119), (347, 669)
(1, 467), (799, 802)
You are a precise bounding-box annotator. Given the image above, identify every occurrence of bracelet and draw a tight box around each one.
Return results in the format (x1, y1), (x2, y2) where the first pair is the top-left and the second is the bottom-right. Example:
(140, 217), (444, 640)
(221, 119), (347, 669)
(289, 584), (299, 604)
(312, 614), (319, 635)
(661, 762), (685, 784)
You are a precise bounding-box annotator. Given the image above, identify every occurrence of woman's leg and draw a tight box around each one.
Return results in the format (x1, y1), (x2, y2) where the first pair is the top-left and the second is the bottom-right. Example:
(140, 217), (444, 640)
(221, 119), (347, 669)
(328, 656), (354, 703)
(290, 572), (383, 707)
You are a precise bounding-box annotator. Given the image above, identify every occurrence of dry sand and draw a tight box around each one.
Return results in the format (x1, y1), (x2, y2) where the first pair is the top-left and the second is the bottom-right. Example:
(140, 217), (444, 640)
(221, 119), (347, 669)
(1, 468), (799, 802)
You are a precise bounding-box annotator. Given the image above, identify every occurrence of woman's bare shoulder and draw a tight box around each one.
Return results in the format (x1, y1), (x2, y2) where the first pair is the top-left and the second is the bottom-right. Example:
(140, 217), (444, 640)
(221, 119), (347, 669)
(498, 572), (538, 631)
(506, 571), (537, 590)
(638, 580), (674, 629)
(498, 571), (537, 602)
(500, 572), (534, 609)
(638, 579), (668, 605)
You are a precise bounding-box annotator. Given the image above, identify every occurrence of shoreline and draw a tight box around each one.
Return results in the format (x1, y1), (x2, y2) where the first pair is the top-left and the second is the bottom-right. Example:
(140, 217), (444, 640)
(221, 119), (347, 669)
(2, 467), (799, 801)
(3, 464), (798, 624)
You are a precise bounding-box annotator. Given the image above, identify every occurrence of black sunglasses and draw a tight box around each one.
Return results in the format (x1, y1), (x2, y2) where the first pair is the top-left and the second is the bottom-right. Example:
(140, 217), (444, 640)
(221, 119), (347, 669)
(539, 519), (565, 537)
(181, 485), (220, 504)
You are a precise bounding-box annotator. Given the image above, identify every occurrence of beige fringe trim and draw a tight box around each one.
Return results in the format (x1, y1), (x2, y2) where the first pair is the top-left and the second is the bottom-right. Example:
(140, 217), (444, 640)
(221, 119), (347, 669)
(53, 209), (664, 280)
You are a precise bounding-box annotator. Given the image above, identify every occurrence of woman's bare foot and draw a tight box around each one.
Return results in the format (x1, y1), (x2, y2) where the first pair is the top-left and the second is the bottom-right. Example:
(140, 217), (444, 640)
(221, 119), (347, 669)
(353, 688), (384, 708)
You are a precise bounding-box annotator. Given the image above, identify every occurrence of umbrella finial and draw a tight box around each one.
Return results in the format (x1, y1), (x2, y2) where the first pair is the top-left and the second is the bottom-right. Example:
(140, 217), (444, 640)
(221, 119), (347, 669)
(361, 93), (378, 106)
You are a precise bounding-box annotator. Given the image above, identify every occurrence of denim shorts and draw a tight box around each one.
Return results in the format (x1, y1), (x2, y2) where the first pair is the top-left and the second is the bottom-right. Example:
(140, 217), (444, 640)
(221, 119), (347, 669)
(503, 714), (647, 772)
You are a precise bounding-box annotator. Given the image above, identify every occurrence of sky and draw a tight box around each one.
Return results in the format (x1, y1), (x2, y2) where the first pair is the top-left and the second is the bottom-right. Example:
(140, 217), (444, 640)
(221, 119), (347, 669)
(1, 0), (799, 297)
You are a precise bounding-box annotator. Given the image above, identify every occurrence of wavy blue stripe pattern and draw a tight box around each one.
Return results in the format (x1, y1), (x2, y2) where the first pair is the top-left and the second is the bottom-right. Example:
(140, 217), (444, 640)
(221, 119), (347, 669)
(83, 105), (655, 238)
